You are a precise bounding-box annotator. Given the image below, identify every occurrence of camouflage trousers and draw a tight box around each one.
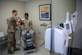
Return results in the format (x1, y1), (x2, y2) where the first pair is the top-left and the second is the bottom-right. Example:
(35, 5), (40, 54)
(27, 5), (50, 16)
(8, 32), (16, 51)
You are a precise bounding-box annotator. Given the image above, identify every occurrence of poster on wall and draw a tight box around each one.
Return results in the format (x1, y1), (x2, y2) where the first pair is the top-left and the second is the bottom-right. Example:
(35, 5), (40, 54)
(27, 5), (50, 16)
(39, 4), (51, 21)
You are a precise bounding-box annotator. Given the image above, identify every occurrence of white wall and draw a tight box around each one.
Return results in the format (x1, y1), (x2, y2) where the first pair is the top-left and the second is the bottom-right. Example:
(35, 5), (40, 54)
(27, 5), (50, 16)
(52, 0), (76, 26)
(25, 0), (51, 39)
(0, 1), (25, 34)
(73, 0), (82, 49)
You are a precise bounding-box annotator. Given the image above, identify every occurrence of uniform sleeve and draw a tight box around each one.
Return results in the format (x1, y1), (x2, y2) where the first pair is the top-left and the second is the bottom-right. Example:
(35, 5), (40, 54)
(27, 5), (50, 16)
(7, 17), (14, 28)
(29, 20), (32, 24)
(7, 17), (17, 32)
(29, 20), (32, 27)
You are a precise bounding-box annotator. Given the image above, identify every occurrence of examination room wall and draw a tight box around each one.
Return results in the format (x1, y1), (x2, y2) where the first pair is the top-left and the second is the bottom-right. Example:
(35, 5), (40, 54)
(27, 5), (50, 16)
(52, 0), (76, 26)
(25, 0), (51, 46)
(0, 0), (25, 34)
(73, 0), (82, 49)
(0, 4), (2, 31)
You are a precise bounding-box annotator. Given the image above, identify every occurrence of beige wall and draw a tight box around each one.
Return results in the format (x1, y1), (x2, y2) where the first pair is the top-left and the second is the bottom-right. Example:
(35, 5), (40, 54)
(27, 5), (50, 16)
(52, 0), (76, 26)
(0, 1), (25, 34)
(0, 0), (51, 37)
(73, 0), (82, 49)
(25, 0), (51, 40)
(0, 4), (2, 31)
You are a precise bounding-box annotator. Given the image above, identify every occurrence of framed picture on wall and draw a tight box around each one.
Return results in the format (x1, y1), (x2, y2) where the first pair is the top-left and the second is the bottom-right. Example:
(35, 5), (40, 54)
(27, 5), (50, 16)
(39, 4), (51, 21)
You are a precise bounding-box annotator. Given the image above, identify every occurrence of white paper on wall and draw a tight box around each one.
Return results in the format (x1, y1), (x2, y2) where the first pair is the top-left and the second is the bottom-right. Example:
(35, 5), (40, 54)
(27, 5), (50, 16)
(71, 11), (78, 32)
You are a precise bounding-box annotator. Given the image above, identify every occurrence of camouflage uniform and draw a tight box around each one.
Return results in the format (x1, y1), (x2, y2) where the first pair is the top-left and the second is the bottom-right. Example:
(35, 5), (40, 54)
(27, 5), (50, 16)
(7, 16), (17, 51)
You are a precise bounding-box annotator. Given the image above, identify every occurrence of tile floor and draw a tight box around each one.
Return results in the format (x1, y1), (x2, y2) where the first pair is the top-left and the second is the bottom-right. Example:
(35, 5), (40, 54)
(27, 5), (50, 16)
(1, 45), (50, 55)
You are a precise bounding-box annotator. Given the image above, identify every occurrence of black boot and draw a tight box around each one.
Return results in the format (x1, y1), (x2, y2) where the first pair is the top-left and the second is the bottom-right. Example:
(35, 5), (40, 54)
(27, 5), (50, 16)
(14, 48), (20, 51)
(8, 50), (14, 54)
